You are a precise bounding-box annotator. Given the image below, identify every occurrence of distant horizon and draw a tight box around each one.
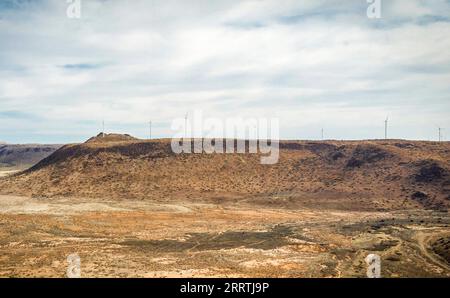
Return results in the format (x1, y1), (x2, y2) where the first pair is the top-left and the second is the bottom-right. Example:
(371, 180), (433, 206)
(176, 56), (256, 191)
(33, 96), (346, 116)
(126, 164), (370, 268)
(1, 132), (447, 145)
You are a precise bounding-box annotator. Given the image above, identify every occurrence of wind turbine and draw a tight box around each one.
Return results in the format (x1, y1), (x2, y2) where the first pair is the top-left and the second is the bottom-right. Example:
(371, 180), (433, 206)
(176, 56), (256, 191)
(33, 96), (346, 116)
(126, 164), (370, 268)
(149, 120), (152, 139)
(434, 123), (444, 142)
(438, 127), (444, 142)
(384, 116), (388, 140)
(184, 112), (188, 140)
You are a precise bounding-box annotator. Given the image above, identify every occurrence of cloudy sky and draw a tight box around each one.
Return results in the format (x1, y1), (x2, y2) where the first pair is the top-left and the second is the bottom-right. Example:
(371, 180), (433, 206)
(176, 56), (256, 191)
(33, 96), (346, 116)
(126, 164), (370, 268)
(0, 0), (449, 143)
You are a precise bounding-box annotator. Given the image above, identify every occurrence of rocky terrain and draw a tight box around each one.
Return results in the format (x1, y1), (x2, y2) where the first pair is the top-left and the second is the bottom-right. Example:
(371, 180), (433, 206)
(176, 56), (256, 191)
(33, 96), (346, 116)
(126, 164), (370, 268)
(0, 134), (449, 277)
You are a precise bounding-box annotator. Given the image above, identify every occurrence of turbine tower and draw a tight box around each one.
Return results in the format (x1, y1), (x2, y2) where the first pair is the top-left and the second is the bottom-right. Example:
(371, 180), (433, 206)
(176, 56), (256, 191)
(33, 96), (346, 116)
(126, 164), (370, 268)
(384, 116), (388, 140)
(321, 128), (324, 140)
(184, 113), (188, 139)
(149, 120), (152, 140)
(438, 127), (444, 142)
(102, 120), (105, 138)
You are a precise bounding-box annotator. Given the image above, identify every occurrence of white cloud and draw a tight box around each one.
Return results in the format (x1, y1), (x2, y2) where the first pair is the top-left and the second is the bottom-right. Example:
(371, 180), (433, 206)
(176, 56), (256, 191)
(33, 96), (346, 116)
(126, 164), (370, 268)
(0, 0), (449, 143)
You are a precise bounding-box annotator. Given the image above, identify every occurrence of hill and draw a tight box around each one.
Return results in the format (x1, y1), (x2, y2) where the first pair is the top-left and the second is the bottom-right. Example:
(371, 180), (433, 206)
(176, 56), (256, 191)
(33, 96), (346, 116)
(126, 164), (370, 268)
(85, 132), (138, 144)
(0, 144), (62, 170)
(0, 134), (449, 211)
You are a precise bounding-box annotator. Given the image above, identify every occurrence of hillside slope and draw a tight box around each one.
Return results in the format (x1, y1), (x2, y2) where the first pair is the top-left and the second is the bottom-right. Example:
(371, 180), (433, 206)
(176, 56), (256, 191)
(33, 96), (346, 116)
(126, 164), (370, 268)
(0, 135), (449, 211)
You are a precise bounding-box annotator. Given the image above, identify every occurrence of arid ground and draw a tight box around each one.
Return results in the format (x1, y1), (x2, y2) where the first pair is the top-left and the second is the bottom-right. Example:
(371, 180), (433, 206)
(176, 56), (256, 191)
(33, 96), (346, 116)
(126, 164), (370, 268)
(0, 135), (449, 277)
(0, 194), (449, 277)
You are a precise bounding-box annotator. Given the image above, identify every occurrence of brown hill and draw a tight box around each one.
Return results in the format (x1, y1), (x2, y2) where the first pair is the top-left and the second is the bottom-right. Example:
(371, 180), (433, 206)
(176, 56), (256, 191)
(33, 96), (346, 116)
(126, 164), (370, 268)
(0, 135), (449, 211)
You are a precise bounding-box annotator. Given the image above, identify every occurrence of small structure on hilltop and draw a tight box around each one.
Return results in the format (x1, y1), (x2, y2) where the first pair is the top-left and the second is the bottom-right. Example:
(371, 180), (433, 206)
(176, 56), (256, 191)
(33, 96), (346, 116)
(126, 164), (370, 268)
(85, 133), (139, 144)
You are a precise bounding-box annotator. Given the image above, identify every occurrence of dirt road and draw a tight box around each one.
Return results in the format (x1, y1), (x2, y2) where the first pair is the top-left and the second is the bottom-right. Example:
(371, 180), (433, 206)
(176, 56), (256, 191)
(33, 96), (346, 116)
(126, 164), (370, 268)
(416, 231), (450, 272)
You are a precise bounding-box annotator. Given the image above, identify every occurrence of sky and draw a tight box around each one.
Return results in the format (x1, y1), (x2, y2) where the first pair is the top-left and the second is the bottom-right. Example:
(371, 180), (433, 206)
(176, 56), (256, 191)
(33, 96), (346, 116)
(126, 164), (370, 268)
(0, 0), (449, 143)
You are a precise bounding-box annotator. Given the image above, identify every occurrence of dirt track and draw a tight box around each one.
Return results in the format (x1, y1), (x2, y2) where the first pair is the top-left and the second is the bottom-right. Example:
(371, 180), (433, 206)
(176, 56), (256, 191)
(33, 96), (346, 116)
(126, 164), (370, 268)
(416, 231), (450, 272)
